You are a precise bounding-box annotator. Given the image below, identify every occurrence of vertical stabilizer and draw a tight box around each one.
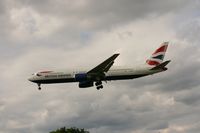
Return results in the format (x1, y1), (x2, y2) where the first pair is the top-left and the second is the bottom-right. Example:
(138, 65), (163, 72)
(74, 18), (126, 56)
(146, 42), (168, 66)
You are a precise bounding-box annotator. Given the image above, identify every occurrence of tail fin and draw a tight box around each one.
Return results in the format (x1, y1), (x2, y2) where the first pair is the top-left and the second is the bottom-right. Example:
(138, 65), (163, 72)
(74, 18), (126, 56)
(146, 42), (169, 66)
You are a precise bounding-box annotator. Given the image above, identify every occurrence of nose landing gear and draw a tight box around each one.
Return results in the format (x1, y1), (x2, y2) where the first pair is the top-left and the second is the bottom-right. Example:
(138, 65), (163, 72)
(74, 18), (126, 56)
(37, 84), (41, 90)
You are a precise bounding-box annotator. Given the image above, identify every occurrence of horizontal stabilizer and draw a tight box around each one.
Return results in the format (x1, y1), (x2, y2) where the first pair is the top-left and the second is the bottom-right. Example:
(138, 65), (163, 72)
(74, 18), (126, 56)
(151, 60), (171, 70)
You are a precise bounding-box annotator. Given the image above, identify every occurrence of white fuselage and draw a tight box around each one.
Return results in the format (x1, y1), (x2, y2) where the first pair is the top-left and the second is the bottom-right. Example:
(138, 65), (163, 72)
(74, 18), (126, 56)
(28, 65), (164, 84)
(28, 43), (170, 90)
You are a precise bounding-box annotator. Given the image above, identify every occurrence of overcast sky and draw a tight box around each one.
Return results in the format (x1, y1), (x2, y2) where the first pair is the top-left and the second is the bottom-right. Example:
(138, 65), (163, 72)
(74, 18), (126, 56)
(0, 0), (200, 133)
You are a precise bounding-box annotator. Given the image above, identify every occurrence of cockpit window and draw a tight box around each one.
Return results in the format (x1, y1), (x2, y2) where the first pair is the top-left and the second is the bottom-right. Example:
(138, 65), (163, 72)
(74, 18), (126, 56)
(32, 73), (42, 76)
(32, 71), (53, 77)
(36, 73), (42, 76)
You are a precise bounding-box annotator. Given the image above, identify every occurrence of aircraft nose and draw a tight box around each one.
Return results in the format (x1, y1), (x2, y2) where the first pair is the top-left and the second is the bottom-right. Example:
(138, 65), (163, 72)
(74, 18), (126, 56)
(28, 77), (34, 82)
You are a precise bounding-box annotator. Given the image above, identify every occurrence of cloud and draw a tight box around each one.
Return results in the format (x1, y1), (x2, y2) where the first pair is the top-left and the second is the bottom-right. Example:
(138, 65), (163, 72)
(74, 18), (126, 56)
(12, 0), (190, 30)
(0, 1), (200, 133)
(9, 7), (64, 40)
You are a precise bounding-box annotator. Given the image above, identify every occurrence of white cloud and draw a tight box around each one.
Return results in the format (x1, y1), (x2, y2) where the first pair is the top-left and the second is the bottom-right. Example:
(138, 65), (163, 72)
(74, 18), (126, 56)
(0, 14), (178, 133)
(9, 7), (63, 40)
(0, 1), (200, 133)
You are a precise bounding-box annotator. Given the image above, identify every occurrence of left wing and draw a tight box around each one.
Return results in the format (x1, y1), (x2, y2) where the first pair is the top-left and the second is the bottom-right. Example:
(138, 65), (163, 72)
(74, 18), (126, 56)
(87, 53), (120, 74)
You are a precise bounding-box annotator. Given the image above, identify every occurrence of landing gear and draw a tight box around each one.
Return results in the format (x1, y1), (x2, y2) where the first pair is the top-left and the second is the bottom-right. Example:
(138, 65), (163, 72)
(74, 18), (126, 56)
(97, 85), (103, 90)
(37, 84), (41, 90)
(95, 81), (102, 86)
(95, 81), (103, 90)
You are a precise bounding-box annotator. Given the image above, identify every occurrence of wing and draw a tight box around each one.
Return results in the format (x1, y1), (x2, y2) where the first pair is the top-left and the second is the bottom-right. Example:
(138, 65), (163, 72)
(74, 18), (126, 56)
(87, 53), (120, 74)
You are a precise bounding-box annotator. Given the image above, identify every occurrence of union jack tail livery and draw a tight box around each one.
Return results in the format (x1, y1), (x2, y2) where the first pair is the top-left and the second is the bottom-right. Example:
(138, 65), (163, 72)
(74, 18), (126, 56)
(146, 42), (169, 66)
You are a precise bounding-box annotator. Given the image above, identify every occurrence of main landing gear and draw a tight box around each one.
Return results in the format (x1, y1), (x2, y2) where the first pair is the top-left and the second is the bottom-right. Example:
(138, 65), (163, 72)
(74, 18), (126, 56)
(37, 83), (41, 90)
(95, 81), (103, 90)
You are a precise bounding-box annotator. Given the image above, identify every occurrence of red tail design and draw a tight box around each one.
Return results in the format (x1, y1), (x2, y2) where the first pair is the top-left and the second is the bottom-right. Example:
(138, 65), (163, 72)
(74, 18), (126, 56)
(146, 42), (169, 66)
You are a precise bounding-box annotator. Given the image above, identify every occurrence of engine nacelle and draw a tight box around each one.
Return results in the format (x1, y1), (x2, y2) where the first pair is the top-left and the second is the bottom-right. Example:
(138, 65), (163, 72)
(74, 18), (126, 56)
(75, 73), (88, 82)
(79, 81), (94, 88)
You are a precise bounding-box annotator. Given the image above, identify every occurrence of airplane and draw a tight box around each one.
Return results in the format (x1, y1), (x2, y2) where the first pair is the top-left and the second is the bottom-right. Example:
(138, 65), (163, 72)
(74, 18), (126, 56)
(28, 42), (171, 90)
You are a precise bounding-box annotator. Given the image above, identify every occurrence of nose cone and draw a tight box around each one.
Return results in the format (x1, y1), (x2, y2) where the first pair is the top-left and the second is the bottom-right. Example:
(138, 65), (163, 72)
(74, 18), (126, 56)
(28, 77), (34, 82)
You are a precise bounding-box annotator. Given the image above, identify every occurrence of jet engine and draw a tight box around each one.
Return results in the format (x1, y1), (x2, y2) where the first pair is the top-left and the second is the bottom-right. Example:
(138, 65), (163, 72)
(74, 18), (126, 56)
(79, 81), (94, 88)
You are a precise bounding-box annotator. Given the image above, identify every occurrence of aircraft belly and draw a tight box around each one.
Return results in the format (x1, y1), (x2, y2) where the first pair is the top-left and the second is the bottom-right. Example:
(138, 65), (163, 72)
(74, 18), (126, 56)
(32, 77), (76, 84)
(105, 74), (148, 80)
(105, 71), (147, 80)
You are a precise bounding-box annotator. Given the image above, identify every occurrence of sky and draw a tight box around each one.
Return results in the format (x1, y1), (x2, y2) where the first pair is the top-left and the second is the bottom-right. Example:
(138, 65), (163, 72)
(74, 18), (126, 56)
(0, 0), (200, 133)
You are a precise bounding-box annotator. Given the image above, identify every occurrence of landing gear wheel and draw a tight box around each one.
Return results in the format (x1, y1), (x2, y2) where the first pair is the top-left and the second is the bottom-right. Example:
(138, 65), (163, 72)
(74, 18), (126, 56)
(37, 84), (41, 90)
(96, 85), (103, 90)
(95, 81), (102, 86)
(95, 81), (103, 90)
(99, 85), (103, 89)
(97, 86), (101, 90)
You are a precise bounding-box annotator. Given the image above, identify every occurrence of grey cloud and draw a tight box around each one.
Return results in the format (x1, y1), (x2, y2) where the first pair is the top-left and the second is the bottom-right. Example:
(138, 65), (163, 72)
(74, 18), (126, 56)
(0, 0), (192, 56)
(0, 0), (6, 15)
(24, 90), (163, 133)
(146, 120), (169, 130)
(0, 1), (200, 133)
(176, 18), (200, 44)
(10, 0), (190, 31)
(175, 87), (200, 105)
